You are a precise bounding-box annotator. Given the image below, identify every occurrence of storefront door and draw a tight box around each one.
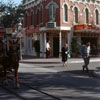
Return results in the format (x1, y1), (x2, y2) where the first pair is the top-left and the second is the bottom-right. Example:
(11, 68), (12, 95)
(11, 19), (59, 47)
(53, 37), (59, 57)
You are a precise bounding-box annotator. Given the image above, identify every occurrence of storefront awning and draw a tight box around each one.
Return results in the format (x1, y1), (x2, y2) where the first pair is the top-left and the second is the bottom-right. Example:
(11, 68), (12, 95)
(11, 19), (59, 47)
(25, 26), (39, 34)
(74, 24), (100, 34)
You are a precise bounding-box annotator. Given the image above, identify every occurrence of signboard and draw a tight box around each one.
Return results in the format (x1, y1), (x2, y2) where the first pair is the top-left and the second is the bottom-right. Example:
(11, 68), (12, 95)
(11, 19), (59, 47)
(46, 22), (56, 28)
(6, 28), (12, 34)
(74, 24), (100, 33)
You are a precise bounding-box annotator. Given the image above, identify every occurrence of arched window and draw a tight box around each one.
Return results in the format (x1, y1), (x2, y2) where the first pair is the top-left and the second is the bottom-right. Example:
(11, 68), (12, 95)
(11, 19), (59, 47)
(74, 7), (78, 23)
(31, 11), (34, 25)
(37, 9), (40, 25)
(40, 6), (43, 23)
(95, 10), (99, 25)
(85, 8), (89, 24)
(48, 4), (56, 21)
(25, 12), (28, 27)
(64, 4), (68, 22)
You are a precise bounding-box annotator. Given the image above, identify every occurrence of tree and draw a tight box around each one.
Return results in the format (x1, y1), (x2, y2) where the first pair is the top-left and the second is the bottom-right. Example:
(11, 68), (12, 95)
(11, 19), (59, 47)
(0, 0), (24, 28)
(71, 36), (80, 57)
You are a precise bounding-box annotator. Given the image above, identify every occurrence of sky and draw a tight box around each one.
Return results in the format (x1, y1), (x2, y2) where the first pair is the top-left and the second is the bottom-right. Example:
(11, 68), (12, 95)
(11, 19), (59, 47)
(12, 0), (22, 5)
(1, 0), (22, 5)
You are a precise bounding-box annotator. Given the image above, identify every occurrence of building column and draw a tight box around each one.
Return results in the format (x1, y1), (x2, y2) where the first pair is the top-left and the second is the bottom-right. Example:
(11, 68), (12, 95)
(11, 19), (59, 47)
(30, 34), (33, 55)
(25, 34), (28, 55)
(68, 27), (74, 52)
(59, 31), (62, 58)
(43, 32), (47, 58)
(24, 33), (26, 55)
(40, 33), (43, 57)
(27, 36), (30, 55)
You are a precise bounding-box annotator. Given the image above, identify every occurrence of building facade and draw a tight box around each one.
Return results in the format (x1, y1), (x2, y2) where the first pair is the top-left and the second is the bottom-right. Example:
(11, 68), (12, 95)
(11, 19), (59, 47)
(23, 0), (100, 57)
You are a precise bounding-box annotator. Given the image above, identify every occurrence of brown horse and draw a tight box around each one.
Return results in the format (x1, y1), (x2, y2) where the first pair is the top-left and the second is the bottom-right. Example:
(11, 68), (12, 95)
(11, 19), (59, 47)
(1, 39), (20, 88)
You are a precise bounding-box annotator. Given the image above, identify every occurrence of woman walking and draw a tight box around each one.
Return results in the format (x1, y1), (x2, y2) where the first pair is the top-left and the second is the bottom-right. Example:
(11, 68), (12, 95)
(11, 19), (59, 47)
(62, 43), (68, 67)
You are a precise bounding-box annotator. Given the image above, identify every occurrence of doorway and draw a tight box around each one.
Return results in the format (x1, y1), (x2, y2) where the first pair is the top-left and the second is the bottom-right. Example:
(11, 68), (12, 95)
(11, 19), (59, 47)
(53, 37), (59, 57)
(81, 37), (97, 46)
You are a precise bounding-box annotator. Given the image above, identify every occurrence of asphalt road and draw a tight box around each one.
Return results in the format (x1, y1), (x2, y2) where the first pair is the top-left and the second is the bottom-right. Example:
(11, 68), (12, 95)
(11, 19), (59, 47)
(0, 57), (100, 100)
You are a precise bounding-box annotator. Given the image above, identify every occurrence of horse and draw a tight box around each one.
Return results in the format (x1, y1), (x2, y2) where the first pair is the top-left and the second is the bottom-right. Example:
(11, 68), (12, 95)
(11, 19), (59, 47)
(1, 38), (20, 88)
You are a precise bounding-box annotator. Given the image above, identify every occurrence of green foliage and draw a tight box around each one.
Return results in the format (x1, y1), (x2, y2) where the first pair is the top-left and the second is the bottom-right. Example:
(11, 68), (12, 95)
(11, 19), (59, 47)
(0, 1), (24, 28)
(71, 36), (79, 54)
(34, 40), (40, 52)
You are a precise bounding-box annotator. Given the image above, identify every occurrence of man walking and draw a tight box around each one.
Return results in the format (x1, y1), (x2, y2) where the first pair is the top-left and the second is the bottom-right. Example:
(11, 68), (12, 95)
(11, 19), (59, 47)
(81, 42), (91, 72)
(46, 40), (51, 58)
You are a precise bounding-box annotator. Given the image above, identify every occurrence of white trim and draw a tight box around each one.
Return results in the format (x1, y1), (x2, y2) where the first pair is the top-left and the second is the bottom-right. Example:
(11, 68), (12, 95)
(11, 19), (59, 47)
(68, 0), (100, 6)
(40, 26), (71, 31)
(62, 2), (70, 9)
(62, 3), (69, 23)
(94, 7), (100, 14)
(45, 0), (59, 9)
(72, 5), (80, 12)
(83, 6), (91, 13)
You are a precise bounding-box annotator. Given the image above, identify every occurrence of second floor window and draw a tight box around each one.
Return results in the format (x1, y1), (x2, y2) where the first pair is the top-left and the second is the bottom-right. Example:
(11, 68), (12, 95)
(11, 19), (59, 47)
(37, 9), (40, 25)
(25, 13), (28, 27)
(74, 7), (78, 23)
(31, 11), (34, 25)
(64, 4), (68, 22)
(48, 4), (56, 21)
(85, 8), (89, 24)
(40, 6), (43, 23)
(95, 10), (99, 25)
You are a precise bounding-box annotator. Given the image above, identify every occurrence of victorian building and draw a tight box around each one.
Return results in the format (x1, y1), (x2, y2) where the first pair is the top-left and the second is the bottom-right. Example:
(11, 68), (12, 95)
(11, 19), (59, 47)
(23, 0), (100, 57)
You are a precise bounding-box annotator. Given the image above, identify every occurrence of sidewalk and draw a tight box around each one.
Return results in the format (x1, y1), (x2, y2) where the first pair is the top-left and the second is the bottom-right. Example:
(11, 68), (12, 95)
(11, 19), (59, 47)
(20, 56), (100, 78)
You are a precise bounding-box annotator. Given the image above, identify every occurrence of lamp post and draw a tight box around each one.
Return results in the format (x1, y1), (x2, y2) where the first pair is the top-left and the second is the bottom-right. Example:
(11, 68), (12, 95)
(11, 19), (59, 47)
(18, 22), (23, 60)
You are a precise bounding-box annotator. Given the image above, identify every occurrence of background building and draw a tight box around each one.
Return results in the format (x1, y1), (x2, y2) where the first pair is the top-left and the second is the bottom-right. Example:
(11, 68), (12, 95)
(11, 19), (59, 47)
(23, 0), (100, 57)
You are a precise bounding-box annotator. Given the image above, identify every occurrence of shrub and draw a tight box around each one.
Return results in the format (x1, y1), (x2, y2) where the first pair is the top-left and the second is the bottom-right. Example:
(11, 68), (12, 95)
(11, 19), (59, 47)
(71, 36), (80, 56)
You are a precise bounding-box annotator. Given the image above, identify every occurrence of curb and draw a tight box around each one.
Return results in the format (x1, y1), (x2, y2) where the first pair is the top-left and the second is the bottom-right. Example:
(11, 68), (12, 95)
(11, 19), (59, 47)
(92, 70), (100, 78)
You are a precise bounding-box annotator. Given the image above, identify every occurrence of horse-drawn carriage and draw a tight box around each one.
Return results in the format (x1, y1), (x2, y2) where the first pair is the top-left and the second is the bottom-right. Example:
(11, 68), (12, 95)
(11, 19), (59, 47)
(0, 38), (20, 88)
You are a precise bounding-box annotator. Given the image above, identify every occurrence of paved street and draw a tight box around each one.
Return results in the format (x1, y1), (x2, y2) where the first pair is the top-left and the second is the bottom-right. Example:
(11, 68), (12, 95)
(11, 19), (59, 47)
(0, 57), (100, 100)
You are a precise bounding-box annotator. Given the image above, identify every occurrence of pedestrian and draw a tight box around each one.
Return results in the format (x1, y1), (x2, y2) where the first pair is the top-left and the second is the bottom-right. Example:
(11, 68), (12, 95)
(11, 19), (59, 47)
(81, 42), (91, 72)
(46, 40), (51, 58)
(62, 43), (68, 67)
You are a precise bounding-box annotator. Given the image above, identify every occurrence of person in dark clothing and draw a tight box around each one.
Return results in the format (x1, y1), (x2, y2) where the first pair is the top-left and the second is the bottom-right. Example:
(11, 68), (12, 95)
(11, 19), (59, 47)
(62, 43), (68, 67)
(81, 42), (91, 72)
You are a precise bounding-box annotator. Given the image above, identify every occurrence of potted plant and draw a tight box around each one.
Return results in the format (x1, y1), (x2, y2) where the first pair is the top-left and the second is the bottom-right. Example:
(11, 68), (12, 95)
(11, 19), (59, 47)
(34, 40), (40, 57)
